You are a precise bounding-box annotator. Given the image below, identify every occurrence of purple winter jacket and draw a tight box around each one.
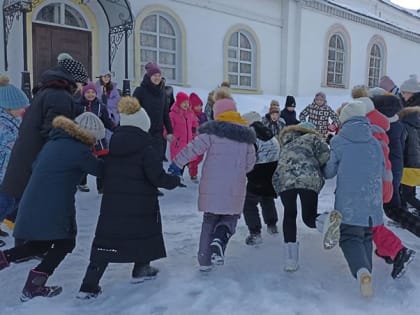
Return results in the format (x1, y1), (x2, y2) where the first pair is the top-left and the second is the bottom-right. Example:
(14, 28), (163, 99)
(174, 121), (256, 215)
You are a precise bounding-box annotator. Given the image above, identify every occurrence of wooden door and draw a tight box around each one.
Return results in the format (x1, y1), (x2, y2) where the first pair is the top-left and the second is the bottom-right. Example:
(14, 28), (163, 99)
(32, 23), (92, 84)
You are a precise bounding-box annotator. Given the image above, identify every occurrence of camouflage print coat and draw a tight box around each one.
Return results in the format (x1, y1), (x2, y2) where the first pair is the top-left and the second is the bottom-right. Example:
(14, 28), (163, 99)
(272, 125), (330, 194)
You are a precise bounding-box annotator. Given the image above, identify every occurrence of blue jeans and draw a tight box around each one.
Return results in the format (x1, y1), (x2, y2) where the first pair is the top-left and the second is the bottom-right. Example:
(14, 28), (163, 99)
(0, 191), (18, 222)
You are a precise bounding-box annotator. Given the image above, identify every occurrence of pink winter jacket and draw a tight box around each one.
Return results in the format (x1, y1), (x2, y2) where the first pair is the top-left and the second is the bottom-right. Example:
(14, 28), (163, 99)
(169, 103), (198, 160)
(173, 121), (256, 215)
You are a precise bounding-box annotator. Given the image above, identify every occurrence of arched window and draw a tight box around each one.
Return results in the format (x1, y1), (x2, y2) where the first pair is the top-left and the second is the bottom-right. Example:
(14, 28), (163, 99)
(139, 12), (181, 83)
(327, 34), (345, 87)
(227, 30), (257, 89)
(367, 44), (382, 88)
(35, 3), (87, 29)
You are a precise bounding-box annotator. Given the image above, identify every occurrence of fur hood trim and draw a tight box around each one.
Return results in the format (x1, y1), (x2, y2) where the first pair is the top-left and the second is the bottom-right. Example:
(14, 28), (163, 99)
(279, 124), (320, 142)
(199, 120), (256, 144)
(398, 106), (420, 119)
(52, 116), (96, 145)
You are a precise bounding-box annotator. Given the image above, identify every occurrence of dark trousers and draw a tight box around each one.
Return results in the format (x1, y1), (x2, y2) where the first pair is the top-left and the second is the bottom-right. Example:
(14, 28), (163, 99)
(401, 184), (420, 210)
(280, 189), (318, 243)
(339, 224), (373, 278)
(243, 192), (278, 234)
(4, 239), (75, 275)
(384, 206), (420, 237)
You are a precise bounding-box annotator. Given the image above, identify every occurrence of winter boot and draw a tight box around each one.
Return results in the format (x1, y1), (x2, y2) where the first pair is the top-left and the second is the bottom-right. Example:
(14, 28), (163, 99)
(77, 286), (102, 300)
(391, 247), (416, 279)
(356, 268), (373, 298)
(374, 249), (393, 264)
(0, 250), (9, 270)
(199, 265), (213, 272)
(267, 224), (279, 235)
(210, 225), (231, 265)
(245, 233), (263, 246)
(316, 210), (342, 250)
(20, 269), (62, 302)
(284, 242), (299, 272)
(131, 263), (159, 283)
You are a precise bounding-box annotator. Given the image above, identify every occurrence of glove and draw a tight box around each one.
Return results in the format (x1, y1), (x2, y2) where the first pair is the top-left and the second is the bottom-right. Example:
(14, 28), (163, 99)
(327, 124), (338, 133)
(168, 162), (182, 176)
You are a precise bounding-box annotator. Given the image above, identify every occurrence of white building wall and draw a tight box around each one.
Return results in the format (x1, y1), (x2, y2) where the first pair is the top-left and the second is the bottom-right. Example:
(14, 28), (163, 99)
(297, 2), (420, 98)
(130, 0), (283, 94)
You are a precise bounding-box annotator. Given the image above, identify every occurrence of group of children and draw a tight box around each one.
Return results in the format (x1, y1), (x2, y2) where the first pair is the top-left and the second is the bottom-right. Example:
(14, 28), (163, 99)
(0, 71), (419, 301)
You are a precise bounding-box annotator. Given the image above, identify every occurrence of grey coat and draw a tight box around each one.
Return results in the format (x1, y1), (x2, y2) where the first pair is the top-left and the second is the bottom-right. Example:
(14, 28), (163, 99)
(272, 125), (330, 194)
(323, 116), (384, 227)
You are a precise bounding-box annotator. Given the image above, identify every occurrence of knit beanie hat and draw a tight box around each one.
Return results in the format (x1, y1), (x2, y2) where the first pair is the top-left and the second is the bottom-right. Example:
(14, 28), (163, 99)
(351, 85), (368, 99)
(213, 98), (237, 119)
(339, 101), (368, 124)
(82, 82), (97, 96)
(118, 96), (151, 132)
(173, 92), (189, 108)
(0, 75), (29, 110)
(242, 111), (262, 125)
(145, 62), (161, 77)
(189, 93), (203, 108)
(285, 95), (296, 108)
(400, 75), (420, 93)
(75, 112), (106, 141)
(57, 53), (89, 84)
(379, 75), (396, 92)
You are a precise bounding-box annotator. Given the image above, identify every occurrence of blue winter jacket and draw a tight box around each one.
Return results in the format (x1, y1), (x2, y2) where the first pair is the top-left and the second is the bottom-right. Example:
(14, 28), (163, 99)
(323, 116), (384, 227)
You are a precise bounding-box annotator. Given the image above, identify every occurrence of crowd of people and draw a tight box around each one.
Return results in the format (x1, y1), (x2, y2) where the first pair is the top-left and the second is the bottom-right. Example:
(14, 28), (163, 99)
(0, 56), (419, 301)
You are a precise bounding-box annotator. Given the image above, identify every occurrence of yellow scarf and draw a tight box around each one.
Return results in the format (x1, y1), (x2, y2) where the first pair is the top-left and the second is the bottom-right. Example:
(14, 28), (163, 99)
(215, 111), (248, 125)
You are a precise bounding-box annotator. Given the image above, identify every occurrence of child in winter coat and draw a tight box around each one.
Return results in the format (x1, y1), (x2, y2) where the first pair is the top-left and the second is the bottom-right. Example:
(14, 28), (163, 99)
(351, 86), (415, 279)
(262, 100), (286, 138)
(95, 71), (121, 125)
(169, 89), (256, 271)
(324, 101), (385, 297)
(299, 92), (340, 137)
(78, 97), (181, 299)
(272, 121), (340, 272)
(0, 75), (29, 246)
(0, 112), (105, 301)
(242, 111), (280, 245)
(169, 92), (198, 180)
(280, 95), (300, 126)
(78, 82), (116, 193)
(189, 92), (207, 181)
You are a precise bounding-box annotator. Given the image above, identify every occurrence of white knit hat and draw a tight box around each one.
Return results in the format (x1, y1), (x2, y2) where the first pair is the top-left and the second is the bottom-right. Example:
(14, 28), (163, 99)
(242, 111), (262, 125)
(400, 75), (420, 93)
(339, 101), (368, 124)
(75, 112), (105, 141)
(118, 96), (151, 132)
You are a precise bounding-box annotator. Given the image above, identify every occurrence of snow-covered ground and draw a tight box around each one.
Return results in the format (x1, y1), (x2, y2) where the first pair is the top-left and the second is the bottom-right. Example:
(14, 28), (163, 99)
(0, 92), (419, 314)
(0, 176), (419, 315)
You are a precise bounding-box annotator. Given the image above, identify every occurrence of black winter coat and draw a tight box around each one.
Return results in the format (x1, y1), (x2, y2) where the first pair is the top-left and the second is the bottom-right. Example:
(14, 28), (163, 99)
(400, 107), (420, 168)
(90, 126), (180, 263)
(280, 108), (300, 126)
(13, 117), (103, 240)
(132, 75), (173, 136)
(1, 66), (79, 198)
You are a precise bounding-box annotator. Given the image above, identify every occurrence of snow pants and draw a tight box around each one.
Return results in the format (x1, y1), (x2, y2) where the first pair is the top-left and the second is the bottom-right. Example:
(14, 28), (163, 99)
(243, 192), (278, 234)
(372, 224), (403, 260)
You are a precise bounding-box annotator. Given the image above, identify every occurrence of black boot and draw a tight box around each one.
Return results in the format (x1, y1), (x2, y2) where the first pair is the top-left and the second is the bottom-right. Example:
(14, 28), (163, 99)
(20, 269), (62, 302)
(131, 262), (159, 283)
(78, 263), (106, 299)
(391, 248), (416, 279)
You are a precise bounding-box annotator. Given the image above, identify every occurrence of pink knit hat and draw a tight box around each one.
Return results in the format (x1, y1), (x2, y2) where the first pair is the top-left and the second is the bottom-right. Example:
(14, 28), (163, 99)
(82, 82), (97, 95)
(379, 76), (396, 92)
(173, 92), (189, 108)
(145, 62), (161, 77)
(213, 98), (237, 118)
